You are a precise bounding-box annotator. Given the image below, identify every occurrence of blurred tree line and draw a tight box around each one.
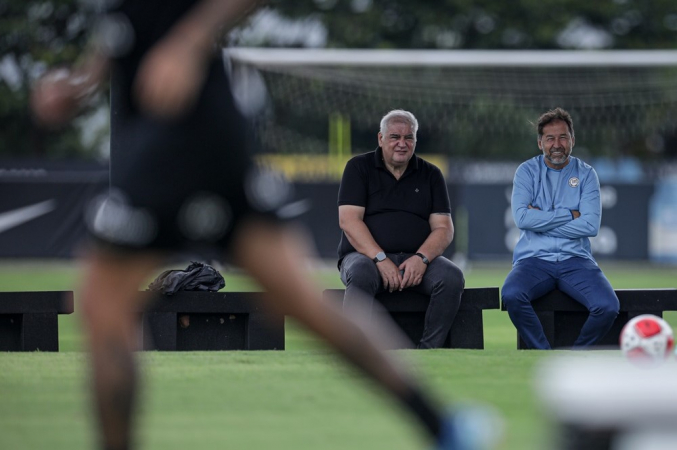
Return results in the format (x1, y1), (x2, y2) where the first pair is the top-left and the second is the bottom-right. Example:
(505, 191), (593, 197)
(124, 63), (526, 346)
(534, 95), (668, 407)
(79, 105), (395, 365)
(1, 0), (677, 159)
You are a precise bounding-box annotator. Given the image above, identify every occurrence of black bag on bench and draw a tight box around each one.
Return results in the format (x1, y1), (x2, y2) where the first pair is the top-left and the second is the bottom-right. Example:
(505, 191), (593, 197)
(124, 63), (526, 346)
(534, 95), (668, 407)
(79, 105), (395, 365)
(147, 261), (225, 296)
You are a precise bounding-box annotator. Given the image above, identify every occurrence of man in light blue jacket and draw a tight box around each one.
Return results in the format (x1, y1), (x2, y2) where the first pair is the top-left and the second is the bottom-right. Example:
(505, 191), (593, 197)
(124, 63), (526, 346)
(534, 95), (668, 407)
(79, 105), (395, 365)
(502, 107), (619, 349)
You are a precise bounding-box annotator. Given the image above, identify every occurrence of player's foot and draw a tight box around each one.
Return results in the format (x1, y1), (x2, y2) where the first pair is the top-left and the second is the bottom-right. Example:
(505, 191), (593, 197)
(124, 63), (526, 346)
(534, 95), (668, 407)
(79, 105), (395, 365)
(435, 406), (503, 450)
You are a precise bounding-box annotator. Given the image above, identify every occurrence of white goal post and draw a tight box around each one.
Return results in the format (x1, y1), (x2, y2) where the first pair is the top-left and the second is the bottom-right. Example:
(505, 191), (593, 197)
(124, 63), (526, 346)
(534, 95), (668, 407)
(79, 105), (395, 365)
(226, 48), (677, 67)
(223, 48), (677, 164)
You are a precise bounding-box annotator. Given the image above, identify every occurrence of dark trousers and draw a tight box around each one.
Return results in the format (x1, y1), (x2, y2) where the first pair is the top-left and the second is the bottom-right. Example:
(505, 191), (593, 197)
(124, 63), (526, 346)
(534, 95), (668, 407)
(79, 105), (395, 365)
(340, 252), (464, 348)
(502, 257), (619, 349)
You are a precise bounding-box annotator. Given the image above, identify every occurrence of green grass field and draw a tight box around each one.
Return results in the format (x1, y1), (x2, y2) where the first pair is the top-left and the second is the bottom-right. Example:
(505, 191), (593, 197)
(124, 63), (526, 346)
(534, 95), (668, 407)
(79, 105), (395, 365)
(0, 260), (675, 450)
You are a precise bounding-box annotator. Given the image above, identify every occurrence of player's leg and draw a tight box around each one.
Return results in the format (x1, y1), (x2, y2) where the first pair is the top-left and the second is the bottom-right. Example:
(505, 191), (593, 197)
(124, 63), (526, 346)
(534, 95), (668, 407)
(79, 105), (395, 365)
(557, 257), (619, 348)
(79, 249), (162, 450)
(231, 220), (447, 434)
(409, 255), (464, 349)
(501, 257), (557, 349)
(232, 219), (503, 449)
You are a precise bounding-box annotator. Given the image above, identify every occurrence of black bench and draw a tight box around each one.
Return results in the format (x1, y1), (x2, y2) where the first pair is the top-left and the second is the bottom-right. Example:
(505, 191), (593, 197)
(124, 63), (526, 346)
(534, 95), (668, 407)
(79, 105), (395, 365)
(141, 291), (284, 351)
(500, 288), (677, 349)
(323, 287), (500, 349)
(0, 291), (74, 352)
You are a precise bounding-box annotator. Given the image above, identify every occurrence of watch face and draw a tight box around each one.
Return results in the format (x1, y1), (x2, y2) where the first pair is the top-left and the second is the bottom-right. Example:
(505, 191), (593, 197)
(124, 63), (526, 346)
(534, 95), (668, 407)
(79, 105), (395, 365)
(375, 251), (386, 262)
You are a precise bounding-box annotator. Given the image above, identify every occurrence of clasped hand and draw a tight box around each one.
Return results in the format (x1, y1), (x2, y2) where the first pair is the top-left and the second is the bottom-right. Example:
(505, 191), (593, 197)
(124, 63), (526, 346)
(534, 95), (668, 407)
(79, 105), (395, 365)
(377, 256), (427, 292)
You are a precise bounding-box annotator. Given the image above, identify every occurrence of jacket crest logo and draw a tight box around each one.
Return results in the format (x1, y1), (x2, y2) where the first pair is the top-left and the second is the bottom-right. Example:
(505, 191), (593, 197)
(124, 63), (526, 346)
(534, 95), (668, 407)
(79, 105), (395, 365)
(568, 177), (580, 188)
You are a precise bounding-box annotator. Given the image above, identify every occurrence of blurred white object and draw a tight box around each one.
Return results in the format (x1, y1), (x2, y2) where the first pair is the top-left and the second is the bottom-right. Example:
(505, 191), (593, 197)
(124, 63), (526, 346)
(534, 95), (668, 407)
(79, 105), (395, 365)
(536, 354), (677, 450)
(620, 314), (675, 363)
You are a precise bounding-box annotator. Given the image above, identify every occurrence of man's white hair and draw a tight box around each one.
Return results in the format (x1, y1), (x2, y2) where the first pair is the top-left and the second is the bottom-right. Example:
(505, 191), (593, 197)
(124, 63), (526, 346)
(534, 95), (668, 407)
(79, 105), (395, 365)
(380, 109), (419, 139)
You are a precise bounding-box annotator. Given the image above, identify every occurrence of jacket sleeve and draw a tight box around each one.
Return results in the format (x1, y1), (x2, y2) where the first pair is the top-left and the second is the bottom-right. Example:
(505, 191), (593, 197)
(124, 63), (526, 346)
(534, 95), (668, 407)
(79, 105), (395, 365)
(512, 163), (572, 232)
(542, 169), (601, 239)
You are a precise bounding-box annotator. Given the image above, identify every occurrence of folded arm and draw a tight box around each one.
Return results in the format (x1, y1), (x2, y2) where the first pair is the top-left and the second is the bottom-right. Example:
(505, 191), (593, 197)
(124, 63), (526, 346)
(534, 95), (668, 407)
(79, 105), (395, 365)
(541, 175), (601, 239)
(511, 168), (572, 232)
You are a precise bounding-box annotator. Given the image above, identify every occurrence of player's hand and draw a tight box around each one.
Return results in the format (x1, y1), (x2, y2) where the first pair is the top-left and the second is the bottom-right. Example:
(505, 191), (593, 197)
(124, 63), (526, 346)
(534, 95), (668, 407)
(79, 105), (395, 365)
(399, 256), (426, 290)
(571, 210), (580, 218)
(31, 68), (95, 128)
(376, 258), (402, 293)
(528, 204), (540, 210)
(133, 37), (208, 119)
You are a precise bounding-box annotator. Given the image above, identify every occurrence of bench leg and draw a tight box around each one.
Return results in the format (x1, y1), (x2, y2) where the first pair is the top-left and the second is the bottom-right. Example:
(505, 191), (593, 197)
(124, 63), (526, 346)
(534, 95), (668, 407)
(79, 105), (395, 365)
(449, 310), (484, 349)
(246, 313), (284, 350)
(22, 313), (59, 352)
(518, 311), (555, 350)
(143, 312), (177, 351)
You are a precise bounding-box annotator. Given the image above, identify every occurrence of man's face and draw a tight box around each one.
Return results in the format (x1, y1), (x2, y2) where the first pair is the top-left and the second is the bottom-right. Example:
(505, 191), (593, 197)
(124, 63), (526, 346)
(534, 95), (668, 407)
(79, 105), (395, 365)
(538, 119), (574, 169)
(378, 120), (416, 168)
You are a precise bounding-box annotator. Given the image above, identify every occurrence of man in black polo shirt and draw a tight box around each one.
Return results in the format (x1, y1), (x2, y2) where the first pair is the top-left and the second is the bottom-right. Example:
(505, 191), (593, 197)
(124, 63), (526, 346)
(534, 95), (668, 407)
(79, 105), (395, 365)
(338, 109), (465, 349)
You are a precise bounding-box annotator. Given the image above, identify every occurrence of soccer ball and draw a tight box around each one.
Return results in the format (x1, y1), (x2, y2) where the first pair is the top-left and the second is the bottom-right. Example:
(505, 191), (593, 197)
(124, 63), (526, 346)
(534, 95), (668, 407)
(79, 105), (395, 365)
(620, 314), (675, 363)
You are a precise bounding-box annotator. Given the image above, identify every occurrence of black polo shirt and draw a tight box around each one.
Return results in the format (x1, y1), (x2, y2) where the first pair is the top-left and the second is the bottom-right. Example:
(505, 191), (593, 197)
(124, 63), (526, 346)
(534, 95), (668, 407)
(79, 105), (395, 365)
(337, 147), (451, 264)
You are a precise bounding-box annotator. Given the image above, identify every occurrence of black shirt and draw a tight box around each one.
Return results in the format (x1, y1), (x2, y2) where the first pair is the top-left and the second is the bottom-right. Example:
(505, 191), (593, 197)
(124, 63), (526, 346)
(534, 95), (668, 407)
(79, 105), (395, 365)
(337, 148), (451, 264)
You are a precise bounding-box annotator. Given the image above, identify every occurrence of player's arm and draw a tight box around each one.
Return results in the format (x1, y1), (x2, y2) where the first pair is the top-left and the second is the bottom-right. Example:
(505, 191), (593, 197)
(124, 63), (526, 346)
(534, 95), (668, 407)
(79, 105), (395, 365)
(339, 205), (401, 292)
(31, 47), (109, 128)
(133, 0), (260, 118)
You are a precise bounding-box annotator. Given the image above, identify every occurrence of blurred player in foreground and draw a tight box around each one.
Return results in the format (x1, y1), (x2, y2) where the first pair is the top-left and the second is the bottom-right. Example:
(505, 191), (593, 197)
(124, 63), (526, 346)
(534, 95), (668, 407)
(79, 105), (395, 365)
(31, 1), (500, 449)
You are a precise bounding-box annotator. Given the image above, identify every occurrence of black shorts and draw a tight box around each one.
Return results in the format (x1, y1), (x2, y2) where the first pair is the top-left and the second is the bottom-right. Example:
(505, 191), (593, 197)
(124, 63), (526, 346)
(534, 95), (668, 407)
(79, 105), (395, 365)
(86, 59), (292, 255)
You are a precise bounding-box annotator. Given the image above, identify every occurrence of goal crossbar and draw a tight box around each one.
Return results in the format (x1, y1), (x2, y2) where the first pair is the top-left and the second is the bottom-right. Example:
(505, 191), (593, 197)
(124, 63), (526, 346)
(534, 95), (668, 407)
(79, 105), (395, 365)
(225, 48), (677, 68)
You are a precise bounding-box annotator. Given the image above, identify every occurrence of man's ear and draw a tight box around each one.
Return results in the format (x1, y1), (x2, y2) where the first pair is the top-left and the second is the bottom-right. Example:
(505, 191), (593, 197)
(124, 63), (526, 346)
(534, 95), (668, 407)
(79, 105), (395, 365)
(537, 137), (543, 151)
(377, 132), (383, 147)
(571, 135), (575, 148)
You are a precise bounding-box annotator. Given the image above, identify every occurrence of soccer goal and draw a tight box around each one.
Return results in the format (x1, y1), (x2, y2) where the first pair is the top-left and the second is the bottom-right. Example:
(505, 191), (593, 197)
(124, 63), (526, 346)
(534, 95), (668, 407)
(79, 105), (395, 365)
(225, 48), (677, 166)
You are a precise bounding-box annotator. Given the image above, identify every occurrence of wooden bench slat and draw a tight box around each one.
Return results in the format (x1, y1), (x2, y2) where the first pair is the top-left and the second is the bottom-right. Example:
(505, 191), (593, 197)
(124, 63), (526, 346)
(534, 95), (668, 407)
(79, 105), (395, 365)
(142, 291), (268, 314)
(0, 291), (74, 352)
(323, 287), (500, 349)
(0, 291), (74, 314)
(325, 287), (500, 312)
(141, 291), (284, 351)
(500, 289), (677, 312)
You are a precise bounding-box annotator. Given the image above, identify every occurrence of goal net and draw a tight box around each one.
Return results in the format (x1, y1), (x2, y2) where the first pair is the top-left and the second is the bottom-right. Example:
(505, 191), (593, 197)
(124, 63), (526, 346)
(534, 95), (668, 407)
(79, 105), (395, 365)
(225, 48), (677, 166)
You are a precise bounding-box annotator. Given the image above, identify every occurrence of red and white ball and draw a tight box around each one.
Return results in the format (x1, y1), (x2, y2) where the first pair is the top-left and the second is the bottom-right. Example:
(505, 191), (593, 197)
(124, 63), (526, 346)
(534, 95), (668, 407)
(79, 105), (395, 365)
(620, 314), (675, 363)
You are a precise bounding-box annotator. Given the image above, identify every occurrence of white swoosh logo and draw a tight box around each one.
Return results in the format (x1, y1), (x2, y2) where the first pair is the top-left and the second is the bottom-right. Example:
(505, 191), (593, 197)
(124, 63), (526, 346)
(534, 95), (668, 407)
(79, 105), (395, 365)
(0, 200), (57, 234)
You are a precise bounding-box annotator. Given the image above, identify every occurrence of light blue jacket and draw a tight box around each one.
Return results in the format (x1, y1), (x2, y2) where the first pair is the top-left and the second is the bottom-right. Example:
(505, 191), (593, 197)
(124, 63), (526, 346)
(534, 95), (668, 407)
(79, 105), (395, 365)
(511, 155), (601, 265)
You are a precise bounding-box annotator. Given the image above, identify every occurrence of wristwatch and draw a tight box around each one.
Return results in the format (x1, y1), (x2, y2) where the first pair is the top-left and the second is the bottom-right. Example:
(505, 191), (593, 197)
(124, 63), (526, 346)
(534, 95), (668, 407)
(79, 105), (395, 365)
(373, 251), (386, 263)
(415, 252), (430, 265)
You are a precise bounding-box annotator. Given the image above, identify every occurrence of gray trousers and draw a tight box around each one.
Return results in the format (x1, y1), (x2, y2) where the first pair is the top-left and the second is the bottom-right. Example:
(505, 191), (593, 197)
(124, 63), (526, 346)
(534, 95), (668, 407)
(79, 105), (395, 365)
(340, 252), (464, 348)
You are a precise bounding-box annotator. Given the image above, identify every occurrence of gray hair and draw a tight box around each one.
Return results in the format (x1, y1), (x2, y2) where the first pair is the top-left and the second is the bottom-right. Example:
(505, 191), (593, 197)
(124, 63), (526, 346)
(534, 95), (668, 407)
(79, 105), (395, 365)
(379, 110), (419, 139)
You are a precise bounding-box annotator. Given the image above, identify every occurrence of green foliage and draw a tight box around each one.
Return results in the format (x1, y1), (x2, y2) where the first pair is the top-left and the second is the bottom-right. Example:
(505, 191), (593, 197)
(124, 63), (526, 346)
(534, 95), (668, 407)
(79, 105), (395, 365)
(0, 0), (102, 158)
(267, 0), (677, 50)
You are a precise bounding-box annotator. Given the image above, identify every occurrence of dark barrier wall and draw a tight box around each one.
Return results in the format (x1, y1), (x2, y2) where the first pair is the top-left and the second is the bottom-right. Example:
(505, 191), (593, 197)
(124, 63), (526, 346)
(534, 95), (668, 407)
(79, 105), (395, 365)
(0, 177), (654, 260)
(0, 173), (108, 258)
